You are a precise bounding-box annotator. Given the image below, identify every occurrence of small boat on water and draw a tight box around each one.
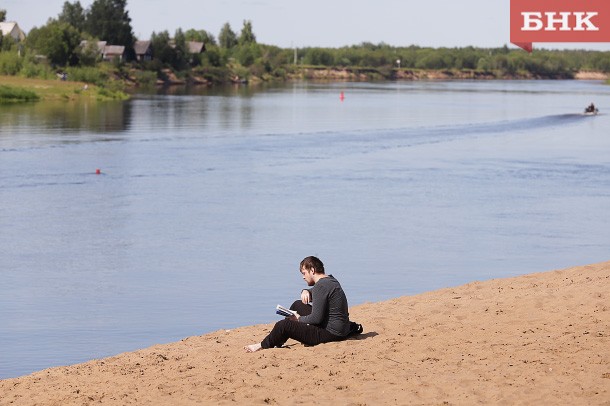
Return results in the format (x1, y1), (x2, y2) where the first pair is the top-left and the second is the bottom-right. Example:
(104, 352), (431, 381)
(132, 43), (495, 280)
(584, 103), (599, 115)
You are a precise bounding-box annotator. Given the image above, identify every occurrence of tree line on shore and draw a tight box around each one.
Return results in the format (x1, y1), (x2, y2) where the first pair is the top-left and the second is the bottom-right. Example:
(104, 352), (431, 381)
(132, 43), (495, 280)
(1, 0), (610, 90)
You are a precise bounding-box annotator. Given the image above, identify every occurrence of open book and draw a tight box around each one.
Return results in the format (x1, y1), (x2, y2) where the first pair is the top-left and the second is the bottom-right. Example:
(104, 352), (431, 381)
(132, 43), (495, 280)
(276, 304), (297, 317)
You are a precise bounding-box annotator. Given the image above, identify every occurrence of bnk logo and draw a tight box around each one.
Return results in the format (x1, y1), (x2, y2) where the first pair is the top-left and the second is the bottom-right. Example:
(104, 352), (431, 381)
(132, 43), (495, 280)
(510, 0), (610, 52)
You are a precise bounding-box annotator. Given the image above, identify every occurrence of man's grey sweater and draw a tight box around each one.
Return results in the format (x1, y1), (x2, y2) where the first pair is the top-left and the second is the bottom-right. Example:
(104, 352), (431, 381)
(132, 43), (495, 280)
(298, 275), (351, 336)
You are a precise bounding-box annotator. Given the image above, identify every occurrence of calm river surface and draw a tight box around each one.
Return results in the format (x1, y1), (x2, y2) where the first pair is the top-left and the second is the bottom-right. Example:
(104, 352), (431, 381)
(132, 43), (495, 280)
(1, 80), (609, 378)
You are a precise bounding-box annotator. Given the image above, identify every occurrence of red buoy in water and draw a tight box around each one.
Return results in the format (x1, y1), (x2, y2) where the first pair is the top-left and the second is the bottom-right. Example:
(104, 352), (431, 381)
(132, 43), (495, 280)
(340, 91), (345, 102)
(95, 169), (101, 175)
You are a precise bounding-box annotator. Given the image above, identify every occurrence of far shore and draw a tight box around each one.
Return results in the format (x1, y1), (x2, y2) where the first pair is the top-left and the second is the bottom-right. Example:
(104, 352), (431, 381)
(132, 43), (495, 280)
(2, 69), (608, 102)
(1, 260), (608, 405)
(290, 68), (608, 82)
(158, 67), (610, 86)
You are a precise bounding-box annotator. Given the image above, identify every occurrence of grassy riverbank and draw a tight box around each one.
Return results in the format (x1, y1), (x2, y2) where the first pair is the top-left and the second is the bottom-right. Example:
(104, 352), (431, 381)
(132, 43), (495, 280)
(0, 84), (40, 103)
(0, 76), (129, 102)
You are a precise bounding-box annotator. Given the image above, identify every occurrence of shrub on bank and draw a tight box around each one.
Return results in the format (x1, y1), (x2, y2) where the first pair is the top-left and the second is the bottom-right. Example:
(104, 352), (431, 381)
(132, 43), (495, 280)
(20, 57), (55, 79)
(96, 87), (129, 101)
(0, 52), (22, 76)
(64, 66), (109, 87)
(133, 70), (158, 88)
(0, 85), (40, 102)
(191, 66), (232, 84)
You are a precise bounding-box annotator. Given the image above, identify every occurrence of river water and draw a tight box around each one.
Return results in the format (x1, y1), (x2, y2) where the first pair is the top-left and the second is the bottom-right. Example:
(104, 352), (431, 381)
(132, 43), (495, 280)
(1, 80), (609, 379)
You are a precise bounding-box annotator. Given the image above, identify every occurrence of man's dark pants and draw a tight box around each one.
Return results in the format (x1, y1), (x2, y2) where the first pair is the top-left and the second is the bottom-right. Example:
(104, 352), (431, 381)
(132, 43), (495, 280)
(260, 300), (343, 349)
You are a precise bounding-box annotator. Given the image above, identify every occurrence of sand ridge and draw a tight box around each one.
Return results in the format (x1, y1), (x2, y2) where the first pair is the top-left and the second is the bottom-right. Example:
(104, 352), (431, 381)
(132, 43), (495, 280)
(1, 261), (609, 405)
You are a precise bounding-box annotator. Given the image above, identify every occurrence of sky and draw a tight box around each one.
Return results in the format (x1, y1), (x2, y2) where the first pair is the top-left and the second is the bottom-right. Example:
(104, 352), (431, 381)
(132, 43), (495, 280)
(2, 0), (609, 51)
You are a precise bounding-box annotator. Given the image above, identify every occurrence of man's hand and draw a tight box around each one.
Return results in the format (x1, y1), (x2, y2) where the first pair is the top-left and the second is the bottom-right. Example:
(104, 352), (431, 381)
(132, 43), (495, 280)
(300, 289), (311, 304)
(288, 312), (300, 321)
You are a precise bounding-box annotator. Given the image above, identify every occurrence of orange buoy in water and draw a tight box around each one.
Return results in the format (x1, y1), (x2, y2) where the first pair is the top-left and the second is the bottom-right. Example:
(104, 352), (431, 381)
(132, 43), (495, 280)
(340, 91), (345, 101)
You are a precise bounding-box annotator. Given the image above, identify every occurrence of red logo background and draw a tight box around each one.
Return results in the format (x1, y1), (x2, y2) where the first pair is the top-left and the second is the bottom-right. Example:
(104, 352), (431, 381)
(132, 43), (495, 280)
(510, 0), (610, 51)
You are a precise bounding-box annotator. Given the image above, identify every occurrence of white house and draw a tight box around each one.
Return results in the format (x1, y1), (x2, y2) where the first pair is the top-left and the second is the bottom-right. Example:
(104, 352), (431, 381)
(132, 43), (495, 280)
(0, 21), (26, 41)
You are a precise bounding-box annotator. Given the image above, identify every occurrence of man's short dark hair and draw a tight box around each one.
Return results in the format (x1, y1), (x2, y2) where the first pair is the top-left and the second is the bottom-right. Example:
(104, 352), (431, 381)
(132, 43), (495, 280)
(300, 256), (325, 274)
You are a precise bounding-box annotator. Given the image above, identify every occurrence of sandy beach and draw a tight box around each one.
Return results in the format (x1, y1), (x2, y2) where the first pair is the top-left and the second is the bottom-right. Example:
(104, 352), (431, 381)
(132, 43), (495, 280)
(1, 260), (609, 405)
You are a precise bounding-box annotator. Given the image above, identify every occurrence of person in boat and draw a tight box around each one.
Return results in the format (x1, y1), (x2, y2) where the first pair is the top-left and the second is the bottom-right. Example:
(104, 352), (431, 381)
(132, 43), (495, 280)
(244, 256), (352, 352)
(585, 102), (597, 113)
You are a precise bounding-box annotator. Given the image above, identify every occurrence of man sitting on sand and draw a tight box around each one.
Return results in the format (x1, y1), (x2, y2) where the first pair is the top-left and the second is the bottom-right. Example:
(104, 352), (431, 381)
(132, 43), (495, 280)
(244, 256), (351, 352)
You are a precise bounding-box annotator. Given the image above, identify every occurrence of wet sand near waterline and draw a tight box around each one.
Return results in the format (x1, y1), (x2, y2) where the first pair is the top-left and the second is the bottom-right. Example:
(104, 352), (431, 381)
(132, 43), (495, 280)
(1, 261), (609, 405)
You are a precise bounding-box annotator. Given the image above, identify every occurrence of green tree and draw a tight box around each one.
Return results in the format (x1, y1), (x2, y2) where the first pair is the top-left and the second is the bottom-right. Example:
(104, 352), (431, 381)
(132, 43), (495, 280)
(0, 51), (23, 74)
(77, 34), (102, 66)
(476, 57), (491, 71)
(184, 29), (216, 46)
(302, 48), (334, 66)
(58, 1), (86, 32)
(85, 0), (134, 48)
(590, 53), (610, 72)
(150, 30), (176, 66)
(238, 20), (256, 45)
(1, 34), (14, 52)
(415, 50), (445, 69)
(218, 22), (237, 49)
(26, 21), (82, 66)
(0, 9), (13, 52)
(201, 46), (224, 67)
(173, 28), (187, 70)
(236, 43), (261, 67)
(492, 54), (511, 73)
